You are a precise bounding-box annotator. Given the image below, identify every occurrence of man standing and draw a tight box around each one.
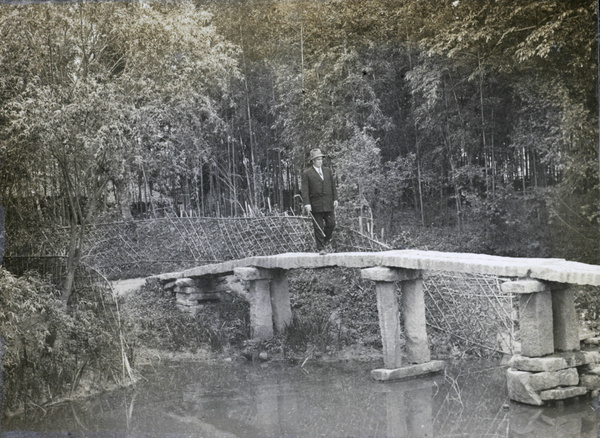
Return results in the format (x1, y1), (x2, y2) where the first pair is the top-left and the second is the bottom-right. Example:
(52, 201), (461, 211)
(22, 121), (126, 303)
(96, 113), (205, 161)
(301, 148), (338, 254)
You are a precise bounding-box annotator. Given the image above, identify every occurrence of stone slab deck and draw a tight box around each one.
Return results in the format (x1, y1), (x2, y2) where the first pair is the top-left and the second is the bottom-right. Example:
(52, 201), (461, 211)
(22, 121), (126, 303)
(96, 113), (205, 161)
(150, 250), (600, 287)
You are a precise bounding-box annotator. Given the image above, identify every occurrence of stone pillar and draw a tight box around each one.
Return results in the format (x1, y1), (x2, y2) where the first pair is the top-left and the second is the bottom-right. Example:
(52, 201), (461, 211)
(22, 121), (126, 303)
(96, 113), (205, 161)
(270, 269), (292, 333)
(361, 267), (424, 369)
(234, 267), (274, 339)
(401, 277), (430, 364)
(376, 280), (404, 368)
(551, 285), (580, 352)
(501, 279), (554, 357)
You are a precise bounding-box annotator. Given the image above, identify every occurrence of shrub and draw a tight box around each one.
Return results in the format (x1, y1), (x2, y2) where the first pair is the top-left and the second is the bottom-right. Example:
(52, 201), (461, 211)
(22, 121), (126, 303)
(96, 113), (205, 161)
(288, 268), (381, 352)
(283, 311), (338, 353)
(120, 280), (251, 356)
(0, 268), (124, 415)
(575, 286), (600, 334)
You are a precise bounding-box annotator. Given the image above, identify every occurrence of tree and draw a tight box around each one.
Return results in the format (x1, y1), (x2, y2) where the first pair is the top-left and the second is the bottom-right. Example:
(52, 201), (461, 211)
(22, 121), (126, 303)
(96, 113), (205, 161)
(0, 1), (241, 300)
(2, 0), (599, 266)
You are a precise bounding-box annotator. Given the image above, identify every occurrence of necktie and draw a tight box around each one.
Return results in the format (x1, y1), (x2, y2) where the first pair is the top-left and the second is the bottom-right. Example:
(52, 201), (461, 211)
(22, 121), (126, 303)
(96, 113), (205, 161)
(318, 168), (323, 179)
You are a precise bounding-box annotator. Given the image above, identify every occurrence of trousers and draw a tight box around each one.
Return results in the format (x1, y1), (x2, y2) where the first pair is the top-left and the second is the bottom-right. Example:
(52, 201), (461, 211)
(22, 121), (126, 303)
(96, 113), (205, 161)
(311, 210), (336, 250)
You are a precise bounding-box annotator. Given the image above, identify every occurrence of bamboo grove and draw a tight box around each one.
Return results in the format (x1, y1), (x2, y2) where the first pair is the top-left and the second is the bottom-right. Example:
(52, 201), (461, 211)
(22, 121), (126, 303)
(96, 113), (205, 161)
(1, 0), (598, 294)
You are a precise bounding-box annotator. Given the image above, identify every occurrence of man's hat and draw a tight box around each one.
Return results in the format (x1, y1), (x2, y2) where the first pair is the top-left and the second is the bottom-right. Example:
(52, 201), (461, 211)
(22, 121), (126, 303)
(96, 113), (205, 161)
(308, 148), (326, 162)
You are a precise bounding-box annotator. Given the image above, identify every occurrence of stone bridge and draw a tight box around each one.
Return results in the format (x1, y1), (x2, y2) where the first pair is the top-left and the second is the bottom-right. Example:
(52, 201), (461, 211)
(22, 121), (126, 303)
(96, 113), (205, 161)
(150, 250), (600, 406)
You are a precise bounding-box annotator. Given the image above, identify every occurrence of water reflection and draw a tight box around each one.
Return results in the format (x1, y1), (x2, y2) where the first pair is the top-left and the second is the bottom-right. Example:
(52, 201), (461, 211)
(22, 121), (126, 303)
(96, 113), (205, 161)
(3, 359), (600, 437)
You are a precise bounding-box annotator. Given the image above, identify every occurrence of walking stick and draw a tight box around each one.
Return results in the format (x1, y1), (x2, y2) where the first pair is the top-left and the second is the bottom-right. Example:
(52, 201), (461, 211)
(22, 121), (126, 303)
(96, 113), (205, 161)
(294, 194), (326, 237)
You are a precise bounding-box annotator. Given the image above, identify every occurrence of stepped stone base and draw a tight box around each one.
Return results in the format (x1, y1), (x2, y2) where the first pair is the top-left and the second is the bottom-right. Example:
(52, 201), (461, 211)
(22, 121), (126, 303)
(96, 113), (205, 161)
(371, 360), (445, 382)
(176, 303), (206, 315)
(507, 350), (600, 405)
(164, 275), (241, 313)
(176, 291), (221, 305)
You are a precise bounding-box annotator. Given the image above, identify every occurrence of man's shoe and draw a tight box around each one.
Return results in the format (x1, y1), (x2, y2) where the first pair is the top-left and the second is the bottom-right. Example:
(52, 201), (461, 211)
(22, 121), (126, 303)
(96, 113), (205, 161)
(319, 248), (327, 255)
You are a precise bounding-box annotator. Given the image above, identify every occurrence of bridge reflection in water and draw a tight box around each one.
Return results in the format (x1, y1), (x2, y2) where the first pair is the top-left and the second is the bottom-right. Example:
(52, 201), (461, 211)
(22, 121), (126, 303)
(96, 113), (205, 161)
(4, 359), (600, 437)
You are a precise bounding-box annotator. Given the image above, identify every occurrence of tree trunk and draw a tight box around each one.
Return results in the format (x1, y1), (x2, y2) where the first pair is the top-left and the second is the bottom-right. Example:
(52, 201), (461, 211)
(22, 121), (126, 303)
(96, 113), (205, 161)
(62, 221), (82, 304)
(417, 159), (425, 227)
(278, 149), (284, 211)
(240, 25), (257, 210)
(597, 0), (600, 263)
(116, 179), (133, 221)
(478, 54), (490, 197)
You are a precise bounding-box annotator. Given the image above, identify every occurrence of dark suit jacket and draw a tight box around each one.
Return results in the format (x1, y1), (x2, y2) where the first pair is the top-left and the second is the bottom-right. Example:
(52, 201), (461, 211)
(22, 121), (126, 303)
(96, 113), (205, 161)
(301, 166), (337, 213)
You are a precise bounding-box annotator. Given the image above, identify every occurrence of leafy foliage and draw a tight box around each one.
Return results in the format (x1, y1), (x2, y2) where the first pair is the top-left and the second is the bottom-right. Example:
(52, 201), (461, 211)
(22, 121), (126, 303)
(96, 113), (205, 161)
(0, 268), (123, 414)
(288, 268), (380, 351)
(2, 0), (598, 263)
(120, 280), (250, 355)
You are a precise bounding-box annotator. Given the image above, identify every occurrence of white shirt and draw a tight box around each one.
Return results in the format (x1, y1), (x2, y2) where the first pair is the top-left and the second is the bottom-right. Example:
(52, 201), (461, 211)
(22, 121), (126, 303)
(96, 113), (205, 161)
(313, 165), (324, 179)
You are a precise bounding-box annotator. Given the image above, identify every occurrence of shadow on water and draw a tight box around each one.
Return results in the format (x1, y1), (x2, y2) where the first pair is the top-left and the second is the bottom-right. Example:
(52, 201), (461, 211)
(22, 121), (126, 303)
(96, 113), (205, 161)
(3, 358), (600, 437)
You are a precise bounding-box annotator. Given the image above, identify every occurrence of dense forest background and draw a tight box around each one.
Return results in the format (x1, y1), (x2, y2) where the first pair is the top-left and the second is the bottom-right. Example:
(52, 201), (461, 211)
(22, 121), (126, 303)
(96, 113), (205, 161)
(1, 0), (598, 279)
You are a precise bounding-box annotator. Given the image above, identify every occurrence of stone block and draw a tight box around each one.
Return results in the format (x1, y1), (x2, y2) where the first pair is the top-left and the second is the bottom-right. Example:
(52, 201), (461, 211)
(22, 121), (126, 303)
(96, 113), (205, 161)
(555, 350), (600, 367)
(176, 297), (195, 305)
(163, 280), (177, 290)
(519, 290), (554, 357)
(217, 275), (248, 299)
(176, 304), (201, 315)
(361, 267), (421, 283)
(175, 278), (197, 287)
(176, 292), (220, 303)
(400, 278), (430, 364)
(270, 270), (292, 333)
(586, 364), (600, 375)
(247, 278), (274, 339)
(539, 386), (587, 401)
(214, 275), (245, 294)
(579, 327), (597, 341)
(234, 267), (274, 281)
(375, 281), (403, 369)
(506, 369), (543, 405)
(371, 360), (444, 381)
(501, 279), (549, 294)
(508, 355), (570, 372)
(530, 368), (579, 391)
(528, 368), (579, 391)
(174, 286), (199, 294)
(580, 374), (600, 391)
(509, 351), (600, 372)
(583, 350), (600, 364)
(552, 288), (580, 352)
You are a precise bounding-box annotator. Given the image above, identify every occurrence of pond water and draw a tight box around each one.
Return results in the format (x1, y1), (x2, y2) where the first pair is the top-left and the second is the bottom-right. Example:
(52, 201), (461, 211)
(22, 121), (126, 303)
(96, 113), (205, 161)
(3, 357), (600, 437)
